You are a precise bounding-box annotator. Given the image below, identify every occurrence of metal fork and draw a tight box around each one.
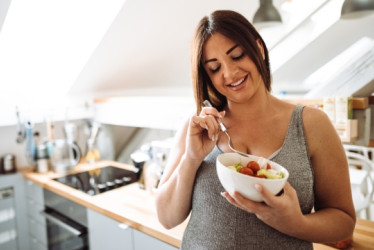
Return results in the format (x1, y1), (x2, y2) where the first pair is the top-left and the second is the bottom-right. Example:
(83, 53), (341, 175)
(203, 100), (249, 157)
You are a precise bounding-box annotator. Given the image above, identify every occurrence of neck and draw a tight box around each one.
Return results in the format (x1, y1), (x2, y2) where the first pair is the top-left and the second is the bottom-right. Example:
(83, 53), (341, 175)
(225, 91), (275, 121)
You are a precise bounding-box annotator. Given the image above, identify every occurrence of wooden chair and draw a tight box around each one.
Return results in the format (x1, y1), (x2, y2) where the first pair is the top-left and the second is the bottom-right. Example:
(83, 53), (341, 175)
(345, 151), (374, 220)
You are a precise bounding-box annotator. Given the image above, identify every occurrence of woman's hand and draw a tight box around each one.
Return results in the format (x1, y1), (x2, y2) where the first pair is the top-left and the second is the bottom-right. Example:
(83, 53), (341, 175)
(221, 182), (305, 235)
(186, 107), (225, 163)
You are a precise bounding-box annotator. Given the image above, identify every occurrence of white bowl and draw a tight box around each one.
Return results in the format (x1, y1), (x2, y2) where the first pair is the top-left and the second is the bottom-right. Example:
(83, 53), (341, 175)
(216, 153), (289, 202)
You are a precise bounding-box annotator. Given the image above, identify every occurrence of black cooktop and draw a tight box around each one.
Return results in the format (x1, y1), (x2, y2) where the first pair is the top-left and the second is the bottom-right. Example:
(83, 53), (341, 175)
(53, 166), (139, 196)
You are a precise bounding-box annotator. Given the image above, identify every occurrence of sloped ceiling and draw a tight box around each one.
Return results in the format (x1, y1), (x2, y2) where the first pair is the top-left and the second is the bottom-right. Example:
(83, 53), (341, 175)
(0, 0), (11, 32)
(68, 0), (285, 99)
(272, 14), (374, 95)
(2, 0), (372, 102)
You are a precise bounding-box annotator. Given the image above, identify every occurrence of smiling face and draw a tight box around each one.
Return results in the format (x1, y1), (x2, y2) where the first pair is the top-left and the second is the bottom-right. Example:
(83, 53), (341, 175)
(202, 32), (265, 105)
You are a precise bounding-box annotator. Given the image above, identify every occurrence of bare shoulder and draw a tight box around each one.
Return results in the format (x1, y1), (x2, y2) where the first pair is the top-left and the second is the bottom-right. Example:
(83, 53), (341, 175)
(302, 106), (332, 127)
(301, 106), (342, 156)
(301, 106), (337, 135)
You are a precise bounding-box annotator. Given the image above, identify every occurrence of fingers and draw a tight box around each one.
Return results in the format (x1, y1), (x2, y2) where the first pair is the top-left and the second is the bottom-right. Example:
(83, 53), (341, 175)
(254, 184), (278, 207)
(190, 115), (217, 141)
(221, 183), (285, 213)
(201, 106), (223, 119)
(221, 191), (265, 214)
(190, 107), (224, 141)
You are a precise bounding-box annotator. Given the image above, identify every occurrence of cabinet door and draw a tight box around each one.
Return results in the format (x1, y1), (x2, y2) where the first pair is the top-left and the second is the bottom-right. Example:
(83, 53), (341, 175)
(1, 173), (29, 250)
(25, 180), (48, 248)
(87, 208), (133, 250)
(133, 230), (178, 250)
(0, 188), (18, 250)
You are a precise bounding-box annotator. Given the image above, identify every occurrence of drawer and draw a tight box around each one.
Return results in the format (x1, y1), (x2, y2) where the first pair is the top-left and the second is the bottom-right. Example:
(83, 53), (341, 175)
(0, 219), (17, 232)
(0, 227), (17, 249)
(0, 188), (15, 210)
(27, 199), (46, 226)
(28, 217), (47, 245)
(25, 180), (44, 204)
(0, 238), (17, 250)
(29, 235), (48, 250)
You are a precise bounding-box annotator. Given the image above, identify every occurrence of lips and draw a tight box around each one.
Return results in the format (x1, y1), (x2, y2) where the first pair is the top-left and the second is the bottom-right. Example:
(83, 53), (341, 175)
(227, 75), (247, 88)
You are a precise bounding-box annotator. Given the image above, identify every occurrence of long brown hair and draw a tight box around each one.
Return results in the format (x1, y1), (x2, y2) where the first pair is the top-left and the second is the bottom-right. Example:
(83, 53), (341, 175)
(191, 10), (272, 114)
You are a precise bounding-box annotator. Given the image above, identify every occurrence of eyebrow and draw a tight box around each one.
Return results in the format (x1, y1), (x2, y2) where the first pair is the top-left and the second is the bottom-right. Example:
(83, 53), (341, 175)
(204, 44), (239, 64)
(226, 44), (239, 54)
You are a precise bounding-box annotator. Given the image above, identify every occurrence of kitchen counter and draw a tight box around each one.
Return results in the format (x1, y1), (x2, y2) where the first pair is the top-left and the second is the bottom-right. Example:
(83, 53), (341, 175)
(22, 161), (374, 249)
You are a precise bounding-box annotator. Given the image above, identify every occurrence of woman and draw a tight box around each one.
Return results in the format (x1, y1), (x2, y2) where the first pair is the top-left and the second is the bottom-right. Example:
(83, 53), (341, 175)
(155, 10), (355, 249)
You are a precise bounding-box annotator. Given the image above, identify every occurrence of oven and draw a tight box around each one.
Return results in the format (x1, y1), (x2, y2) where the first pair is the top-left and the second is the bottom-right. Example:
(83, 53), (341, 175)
(41, 189), (88, 250)
(41, 165), (138, 250)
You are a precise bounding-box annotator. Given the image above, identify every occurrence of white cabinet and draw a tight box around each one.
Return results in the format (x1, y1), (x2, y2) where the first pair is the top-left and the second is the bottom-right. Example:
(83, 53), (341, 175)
(88, 208), (178, 250)
(133, 230), (178, 250)
(25, 180), (48, 250)
(88, 208), (133, 250)
(0, 186), (17, 250)
(0, 173), (29, 250)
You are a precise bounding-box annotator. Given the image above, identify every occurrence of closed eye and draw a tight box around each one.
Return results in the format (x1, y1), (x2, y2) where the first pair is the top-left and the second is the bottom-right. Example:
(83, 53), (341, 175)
(232, 53), (244, 61)
(210, 66), (220, 73)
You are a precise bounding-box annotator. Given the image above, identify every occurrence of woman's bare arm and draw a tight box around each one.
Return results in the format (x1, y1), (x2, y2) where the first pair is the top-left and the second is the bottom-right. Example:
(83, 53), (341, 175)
(155, 107), (223, 229)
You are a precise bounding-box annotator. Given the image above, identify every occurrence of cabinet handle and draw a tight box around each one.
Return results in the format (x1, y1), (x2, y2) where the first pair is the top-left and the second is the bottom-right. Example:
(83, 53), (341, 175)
(118, 223), (129, 230)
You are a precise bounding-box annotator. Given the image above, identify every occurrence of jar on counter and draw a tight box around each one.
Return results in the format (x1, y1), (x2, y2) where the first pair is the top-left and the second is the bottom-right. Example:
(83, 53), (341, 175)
(0, 154), (17, 174)
(36, 143), (49, 173)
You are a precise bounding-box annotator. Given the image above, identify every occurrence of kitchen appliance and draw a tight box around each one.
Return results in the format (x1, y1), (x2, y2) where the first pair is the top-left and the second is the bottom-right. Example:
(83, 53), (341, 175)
(49, 139), (81, 174)
(0, 154), (17, 174)
(42, 189), (88, 250)
(130, 149), (151, 189)
(42, 166), (138, 249)
(53, 166), (138, 196)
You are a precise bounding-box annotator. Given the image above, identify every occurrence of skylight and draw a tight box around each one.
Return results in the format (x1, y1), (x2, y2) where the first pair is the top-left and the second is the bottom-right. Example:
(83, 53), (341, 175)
(263, 0), (343, 72)
(0, 0), (126, 110)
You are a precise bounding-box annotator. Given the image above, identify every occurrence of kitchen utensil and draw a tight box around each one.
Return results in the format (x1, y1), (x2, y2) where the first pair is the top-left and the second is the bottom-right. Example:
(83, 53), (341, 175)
(64, 122), (82, 161)
(15, 106), (26, 143)
(45, 118), (55, 141)
(203, 100), (249, 158)
(85, 121), (101, 164)
(88, 168), (101, 194)
(49, 139), (81, 173)
(25, 121), (37, 165)
(64, 122), (79, 142)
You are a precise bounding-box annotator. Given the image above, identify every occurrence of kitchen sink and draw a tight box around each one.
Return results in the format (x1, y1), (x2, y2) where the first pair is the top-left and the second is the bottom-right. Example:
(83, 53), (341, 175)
(53, 166), (139, 196)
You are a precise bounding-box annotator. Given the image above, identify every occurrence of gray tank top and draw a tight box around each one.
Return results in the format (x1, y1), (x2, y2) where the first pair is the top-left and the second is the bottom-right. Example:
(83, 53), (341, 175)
(181, 105), (314, 250)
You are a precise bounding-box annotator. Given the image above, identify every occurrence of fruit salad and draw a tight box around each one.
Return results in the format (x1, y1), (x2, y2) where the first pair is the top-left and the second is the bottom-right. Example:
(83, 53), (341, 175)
(228, 158), (284, 179)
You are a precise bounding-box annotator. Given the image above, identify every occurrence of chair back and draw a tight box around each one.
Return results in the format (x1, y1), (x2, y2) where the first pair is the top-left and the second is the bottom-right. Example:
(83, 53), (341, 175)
(345, 151), (374, 215)
(344, 144), (374, 166)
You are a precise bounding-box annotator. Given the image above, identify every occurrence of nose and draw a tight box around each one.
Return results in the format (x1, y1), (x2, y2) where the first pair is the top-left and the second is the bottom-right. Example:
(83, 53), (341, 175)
(222, 61), (237, 81)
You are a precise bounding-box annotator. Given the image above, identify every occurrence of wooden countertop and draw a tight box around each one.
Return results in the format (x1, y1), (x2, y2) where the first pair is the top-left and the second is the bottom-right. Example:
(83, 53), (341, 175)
(22, 161), (374, 249)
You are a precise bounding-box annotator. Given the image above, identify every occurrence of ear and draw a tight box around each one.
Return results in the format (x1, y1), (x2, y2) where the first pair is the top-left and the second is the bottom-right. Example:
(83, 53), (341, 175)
(256, 39), (265, 60)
